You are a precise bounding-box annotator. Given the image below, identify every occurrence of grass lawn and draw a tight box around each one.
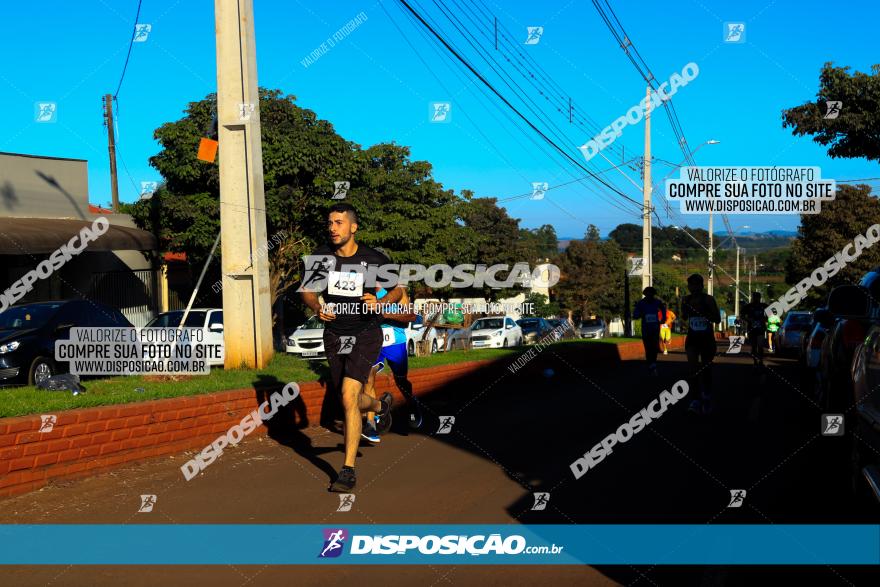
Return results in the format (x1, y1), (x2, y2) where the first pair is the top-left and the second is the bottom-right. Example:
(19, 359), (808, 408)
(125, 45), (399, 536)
(0, 346), (525, 418)
(0, 336), (674, 418)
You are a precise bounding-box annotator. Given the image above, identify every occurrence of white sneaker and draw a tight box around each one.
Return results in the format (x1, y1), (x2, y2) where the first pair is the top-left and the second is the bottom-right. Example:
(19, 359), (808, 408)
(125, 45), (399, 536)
(663, 349), (668, 355)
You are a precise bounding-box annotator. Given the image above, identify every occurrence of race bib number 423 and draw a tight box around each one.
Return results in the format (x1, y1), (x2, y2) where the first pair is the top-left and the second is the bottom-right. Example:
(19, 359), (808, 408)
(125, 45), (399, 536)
(328, 271), (364, 297)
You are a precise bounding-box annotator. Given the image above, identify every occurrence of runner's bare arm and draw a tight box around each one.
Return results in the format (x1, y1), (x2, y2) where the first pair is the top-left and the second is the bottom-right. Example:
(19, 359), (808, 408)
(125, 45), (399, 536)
(709, 297), (722, 324)
(381, 288), (417, 322)
(301, 290), (321, 314)
(301, 291), (335, 321)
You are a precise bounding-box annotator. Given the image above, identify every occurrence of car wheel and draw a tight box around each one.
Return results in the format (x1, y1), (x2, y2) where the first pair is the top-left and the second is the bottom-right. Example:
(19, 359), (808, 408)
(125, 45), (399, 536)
(28, 357), (56, 386)
(849, 428), (878, 509)
(408, 340), (415, 357)
(503, 338), (508, 347)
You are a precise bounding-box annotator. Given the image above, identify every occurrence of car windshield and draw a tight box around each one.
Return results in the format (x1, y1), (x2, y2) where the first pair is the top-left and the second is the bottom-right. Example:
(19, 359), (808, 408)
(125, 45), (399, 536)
(301, 316), (324, 330)
(784, 313), (812, 327)
(518, 319), (540, 328)
(473, 318), (503, 330)
(146, 311), (207, 328)
(0, 303), (63, 330)
(581, 319), (602, 327)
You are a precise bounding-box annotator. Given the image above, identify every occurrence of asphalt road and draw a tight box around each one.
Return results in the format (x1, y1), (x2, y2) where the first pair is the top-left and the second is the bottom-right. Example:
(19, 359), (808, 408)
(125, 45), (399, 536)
(2, 342), (878, 586)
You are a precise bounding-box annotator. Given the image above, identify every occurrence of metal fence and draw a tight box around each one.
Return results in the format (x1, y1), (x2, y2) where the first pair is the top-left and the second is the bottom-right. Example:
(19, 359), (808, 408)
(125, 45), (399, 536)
(90, 269), (159, 327)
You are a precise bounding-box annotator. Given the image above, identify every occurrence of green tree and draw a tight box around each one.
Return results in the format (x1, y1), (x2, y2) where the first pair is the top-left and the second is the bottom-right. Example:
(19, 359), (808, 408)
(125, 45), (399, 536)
(131, 89), (479, 316)
(519, 224), (558, 260)
(554, 228), (626, 319)
(785, 184), (880, 306)
(782, 63), (880, 162)
(524, 292), (560, 318)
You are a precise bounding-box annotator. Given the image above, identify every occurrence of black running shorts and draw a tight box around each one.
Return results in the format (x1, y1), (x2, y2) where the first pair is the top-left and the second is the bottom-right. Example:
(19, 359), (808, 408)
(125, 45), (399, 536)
(324, 327), (383, 388)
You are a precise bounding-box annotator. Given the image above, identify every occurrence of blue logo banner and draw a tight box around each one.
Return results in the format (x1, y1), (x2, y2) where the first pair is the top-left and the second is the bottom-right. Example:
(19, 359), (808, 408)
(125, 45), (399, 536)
(0, 525), (877, 565)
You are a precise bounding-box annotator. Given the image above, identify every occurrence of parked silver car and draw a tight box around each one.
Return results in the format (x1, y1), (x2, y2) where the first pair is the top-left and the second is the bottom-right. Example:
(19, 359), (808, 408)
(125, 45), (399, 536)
(776, 311), (813, 356)
(578, 318), (606, 339)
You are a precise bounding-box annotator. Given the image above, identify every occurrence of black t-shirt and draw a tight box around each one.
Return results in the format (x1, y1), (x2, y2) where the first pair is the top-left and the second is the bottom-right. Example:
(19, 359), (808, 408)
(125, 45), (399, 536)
(306, 242), (396, 335)
(681, 293), (720, 341)
(742, 302), (768, 331)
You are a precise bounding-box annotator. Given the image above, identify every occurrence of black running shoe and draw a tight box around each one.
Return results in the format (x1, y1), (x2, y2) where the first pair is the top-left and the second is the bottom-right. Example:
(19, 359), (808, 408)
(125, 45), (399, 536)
(329, 468), (356, 492)
(409, 405), (423, 429)
(378, 392), (393, 417)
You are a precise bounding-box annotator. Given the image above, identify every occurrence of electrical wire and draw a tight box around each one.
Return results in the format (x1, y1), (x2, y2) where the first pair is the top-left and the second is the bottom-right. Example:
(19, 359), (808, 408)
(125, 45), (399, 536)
(113, 0), (144, 99)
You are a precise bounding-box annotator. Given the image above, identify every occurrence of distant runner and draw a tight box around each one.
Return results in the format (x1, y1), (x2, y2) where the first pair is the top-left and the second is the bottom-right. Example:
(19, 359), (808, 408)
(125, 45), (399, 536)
(633, 287), (667, 376)
(660, 308), (676, 355)
(742, 292), (768, 367)
(767, 308), (781, 353)
(680, 274), (721, 415)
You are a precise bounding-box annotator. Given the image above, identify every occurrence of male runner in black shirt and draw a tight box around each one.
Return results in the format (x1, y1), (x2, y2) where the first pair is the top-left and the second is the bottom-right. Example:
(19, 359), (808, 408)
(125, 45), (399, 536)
(300, 203), (403, 492)
(680, 274), (721, 415)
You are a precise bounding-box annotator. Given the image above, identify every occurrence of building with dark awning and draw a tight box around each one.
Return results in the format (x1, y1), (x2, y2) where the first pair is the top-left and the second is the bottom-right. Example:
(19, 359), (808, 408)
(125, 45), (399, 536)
(0, 217), (156, 254)
(0, 151), (174, 326)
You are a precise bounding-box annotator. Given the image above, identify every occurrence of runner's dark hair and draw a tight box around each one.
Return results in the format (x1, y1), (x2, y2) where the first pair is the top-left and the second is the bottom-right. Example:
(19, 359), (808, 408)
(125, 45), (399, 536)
(328, 202), (358, 225)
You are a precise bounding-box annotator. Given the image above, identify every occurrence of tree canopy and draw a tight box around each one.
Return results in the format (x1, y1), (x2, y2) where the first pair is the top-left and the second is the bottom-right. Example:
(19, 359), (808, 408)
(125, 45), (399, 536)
(131, 89), (561, 315)
(782, 63), (880, 163)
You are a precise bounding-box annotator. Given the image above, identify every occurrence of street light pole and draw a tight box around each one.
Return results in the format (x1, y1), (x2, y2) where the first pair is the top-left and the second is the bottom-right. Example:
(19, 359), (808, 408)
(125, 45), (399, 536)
(658, 139), (719, 292)
(734, 246), (740, 318)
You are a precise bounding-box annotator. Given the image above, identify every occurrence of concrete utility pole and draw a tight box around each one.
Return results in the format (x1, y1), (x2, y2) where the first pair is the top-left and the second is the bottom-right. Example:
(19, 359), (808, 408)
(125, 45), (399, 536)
(734, 246), (741, 318)
(748, 259), (752, 297)
(707, 210), (714, 295)
(103, 94), (119, 213)
(215, 0), (273, 368)
(641, 85), (652, 290)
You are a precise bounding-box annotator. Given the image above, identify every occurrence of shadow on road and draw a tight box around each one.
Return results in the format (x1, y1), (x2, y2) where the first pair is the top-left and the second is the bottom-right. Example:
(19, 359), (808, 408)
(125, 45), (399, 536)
(371, 341), (880, 585)
(252, 374), (337, 483)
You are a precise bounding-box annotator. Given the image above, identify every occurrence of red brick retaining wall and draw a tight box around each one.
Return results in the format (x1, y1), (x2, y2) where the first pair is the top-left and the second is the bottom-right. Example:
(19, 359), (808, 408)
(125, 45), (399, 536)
(0, 338), (685, 499)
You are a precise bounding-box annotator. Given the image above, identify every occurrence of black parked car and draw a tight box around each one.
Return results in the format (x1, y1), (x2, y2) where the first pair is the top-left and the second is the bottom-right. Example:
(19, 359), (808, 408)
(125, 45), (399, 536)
(815, 284), (873, 412)
(516, 317), (553, 345)
(0, 300), (131, 386)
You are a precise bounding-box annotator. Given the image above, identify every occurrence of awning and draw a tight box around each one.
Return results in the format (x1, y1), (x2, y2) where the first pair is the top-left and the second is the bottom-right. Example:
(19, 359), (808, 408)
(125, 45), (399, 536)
(0, 218), (157, 254)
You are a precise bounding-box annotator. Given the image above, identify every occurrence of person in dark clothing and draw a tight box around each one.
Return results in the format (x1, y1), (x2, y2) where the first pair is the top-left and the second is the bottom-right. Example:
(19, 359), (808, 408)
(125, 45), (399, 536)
(742, 292), (768, 367)
(300, 203), (402, 492)
(680, 274), (721, 415)
(633, 287), (667, 376)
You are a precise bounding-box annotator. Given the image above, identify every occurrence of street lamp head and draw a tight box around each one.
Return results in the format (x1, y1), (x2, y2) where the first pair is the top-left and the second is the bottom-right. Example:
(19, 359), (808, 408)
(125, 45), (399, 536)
(707, 140), (720, 145)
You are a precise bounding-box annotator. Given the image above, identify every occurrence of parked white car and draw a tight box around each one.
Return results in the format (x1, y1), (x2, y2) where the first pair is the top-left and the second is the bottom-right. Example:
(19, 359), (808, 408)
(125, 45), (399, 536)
(286, 316), (326, 360)
(144, 308), (225, 367)
(447, 316), (522, 350)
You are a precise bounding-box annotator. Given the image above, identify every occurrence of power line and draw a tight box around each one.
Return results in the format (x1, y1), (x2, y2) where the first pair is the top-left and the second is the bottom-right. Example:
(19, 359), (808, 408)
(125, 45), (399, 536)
(113, 0), (144, 99)
(414, 0), (641, 215)
(395, 1), (640, 220)
(112, 100), (141, 200)
(496, 159), (641, 202)
(590, 0), (739, 250)
(397, 0), (645, 211)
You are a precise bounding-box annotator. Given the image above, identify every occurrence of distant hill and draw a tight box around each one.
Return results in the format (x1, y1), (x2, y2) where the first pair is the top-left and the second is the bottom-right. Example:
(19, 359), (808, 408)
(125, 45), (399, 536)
(558, 230), (796, 252)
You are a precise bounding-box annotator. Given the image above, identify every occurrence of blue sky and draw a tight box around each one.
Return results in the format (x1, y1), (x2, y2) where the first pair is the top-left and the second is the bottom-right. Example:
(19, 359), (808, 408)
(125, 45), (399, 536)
(2, 0), (877, 238)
